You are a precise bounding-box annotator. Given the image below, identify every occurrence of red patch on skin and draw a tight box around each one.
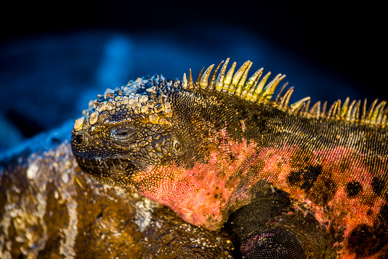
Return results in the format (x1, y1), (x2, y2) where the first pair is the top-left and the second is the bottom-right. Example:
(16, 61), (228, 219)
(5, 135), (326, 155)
(131, 129), (387, 256)
(133, 130), (263, 230)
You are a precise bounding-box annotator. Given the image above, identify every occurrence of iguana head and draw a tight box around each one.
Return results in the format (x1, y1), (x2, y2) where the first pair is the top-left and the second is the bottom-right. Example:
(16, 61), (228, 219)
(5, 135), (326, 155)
(71, 75), (187, 186)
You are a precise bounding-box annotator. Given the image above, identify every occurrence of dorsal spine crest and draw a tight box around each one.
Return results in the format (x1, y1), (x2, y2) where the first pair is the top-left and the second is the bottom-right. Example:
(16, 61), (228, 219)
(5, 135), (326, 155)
(183, 58), (387, 127)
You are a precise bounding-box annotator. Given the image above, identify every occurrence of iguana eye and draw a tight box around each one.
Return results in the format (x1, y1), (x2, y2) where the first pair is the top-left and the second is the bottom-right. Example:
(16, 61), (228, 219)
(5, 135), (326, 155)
(110, 127), (136, 141)
(174, 140), (181, 151)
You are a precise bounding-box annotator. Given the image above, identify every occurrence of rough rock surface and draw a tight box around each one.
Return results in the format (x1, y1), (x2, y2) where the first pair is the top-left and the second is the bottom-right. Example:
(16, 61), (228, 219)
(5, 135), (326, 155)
(0, 125), (234, 258)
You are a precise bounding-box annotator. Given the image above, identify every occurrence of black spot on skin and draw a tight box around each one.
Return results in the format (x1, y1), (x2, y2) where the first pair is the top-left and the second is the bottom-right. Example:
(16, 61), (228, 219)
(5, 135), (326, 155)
(346, 181), (363, 198)
(348, 225), (374, 256)
(371, 177), (385, 197)
(287, 165), (322, 191)
(287, 171), (302, 186)
(348, 223), (387, 257)
(214, 194), (218, 199)
(300, 165), (322, 191)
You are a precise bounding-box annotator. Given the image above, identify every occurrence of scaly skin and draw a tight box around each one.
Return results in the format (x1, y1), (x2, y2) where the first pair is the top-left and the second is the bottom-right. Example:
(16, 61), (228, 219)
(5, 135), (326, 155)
(71, 59), (387, 258)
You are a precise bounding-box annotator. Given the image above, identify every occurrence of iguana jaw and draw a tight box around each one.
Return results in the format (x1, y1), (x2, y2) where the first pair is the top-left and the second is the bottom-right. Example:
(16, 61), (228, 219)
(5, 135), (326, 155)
(72, 150), (137, 186)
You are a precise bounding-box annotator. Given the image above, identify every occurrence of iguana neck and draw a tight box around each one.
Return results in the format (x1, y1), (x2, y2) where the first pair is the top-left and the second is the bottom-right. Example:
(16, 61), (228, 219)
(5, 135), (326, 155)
(170, 88), (286, 149)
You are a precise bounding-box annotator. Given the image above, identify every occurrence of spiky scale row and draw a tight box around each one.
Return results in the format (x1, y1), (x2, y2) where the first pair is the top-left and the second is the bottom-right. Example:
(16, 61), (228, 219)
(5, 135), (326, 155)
(183, 58), (388, 127)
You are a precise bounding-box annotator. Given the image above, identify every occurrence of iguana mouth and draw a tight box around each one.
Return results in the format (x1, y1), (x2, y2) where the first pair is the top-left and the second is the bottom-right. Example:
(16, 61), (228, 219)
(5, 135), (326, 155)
(74, 155), (137, 185)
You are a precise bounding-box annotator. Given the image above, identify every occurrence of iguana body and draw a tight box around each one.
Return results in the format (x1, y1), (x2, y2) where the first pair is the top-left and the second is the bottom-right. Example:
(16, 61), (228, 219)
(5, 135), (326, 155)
(71, 59), (387, 258)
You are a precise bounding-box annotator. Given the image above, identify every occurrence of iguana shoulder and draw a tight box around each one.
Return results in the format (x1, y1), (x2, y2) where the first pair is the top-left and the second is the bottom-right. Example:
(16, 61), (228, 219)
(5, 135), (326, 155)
(71, 59), (387, 258)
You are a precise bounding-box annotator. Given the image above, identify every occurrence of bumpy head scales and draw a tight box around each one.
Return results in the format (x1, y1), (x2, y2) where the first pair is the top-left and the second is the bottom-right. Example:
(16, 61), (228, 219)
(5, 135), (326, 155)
(71, 75), (182, 186)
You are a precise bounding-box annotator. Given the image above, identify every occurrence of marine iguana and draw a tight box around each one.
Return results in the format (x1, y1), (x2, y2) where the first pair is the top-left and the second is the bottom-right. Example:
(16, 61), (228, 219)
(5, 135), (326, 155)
(71, 59), (387, 258)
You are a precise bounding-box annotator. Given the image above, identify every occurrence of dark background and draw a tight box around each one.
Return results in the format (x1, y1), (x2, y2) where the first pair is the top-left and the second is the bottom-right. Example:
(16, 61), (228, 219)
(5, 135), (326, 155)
(0, 1), (386, 152)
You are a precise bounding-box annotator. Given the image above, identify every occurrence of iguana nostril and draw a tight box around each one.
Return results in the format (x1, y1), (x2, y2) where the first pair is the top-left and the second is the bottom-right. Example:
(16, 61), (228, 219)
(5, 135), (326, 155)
(73, 133), (84, 145)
